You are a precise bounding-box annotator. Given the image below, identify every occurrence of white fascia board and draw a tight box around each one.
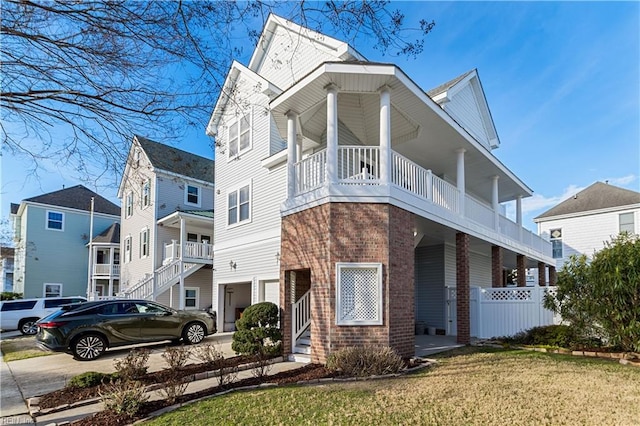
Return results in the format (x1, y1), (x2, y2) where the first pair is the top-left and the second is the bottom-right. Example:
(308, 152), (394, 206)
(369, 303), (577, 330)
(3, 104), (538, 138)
(207, 61), (281, 136)
(154, 169), (215, 188)
(533, 203), (640, 223)
(393, 67), (532, 196)
(156, 210), (214, 226)
(261, 149), (288, 169)
(117, 138), (139, 198)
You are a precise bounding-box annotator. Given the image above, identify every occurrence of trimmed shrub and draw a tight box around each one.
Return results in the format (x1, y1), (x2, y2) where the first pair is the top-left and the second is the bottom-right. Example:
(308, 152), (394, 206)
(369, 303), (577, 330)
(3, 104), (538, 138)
(231, 302), (282, 356)
(162, 346), (191, 370)
(67, 371), (114, 389)
(326, 346), (404, 377)
(99, 380), (149, 416)
(113, 348), (150, 381)
(501, 325), (602, 350)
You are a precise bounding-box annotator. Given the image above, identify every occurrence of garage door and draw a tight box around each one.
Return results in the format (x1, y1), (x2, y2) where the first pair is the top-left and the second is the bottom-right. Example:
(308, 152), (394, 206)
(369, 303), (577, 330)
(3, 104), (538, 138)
(263, 280), (280, 306)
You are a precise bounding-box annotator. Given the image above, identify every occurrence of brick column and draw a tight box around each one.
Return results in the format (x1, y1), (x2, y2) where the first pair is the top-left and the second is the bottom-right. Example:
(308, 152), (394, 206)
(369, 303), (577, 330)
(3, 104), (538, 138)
(280, 270), (293, 357)
(516, 254), (526, 287)
(549, 266), (557, 286)
(537, 262), (546, 287)
(491, 245), (503, 288)
(456, 232), (470, 344)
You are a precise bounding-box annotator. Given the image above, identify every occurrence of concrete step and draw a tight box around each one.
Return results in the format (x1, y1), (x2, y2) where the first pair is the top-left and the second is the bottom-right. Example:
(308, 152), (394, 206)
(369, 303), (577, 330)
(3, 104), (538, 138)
(288, 353), (311, 363)
(293, 345), (311, 355)
(298, 337), (311, 346)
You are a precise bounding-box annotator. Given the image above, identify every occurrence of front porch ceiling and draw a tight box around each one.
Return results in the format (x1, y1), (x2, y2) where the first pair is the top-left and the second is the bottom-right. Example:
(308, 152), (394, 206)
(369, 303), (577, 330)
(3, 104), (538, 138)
(270, 62), (532, 203)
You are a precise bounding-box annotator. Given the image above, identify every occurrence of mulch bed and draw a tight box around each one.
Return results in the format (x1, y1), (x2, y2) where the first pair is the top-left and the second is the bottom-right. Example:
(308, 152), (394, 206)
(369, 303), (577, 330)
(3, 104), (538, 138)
(70, 363), (334, 426)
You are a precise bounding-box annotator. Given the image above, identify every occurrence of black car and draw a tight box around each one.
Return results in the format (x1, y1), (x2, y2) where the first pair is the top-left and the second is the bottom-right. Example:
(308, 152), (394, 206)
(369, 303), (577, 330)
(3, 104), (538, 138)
(36, 299), (216, 360)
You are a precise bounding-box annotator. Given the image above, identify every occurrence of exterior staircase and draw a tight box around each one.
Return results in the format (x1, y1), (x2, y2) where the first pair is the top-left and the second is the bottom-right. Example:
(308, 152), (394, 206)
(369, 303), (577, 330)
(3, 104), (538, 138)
(290, 290), (312, 363)
(121, 259), (204, 300)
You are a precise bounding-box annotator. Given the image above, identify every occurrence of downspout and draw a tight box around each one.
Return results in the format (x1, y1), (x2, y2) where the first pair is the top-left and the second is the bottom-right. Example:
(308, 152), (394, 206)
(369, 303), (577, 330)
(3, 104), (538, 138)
(86, 197), (95, 299)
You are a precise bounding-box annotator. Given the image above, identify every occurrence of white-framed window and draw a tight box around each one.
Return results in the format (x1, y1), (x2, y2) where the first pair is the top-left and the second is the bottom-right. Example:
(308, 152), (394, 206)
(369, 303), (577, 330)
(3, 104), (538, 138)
(141, 179), (151, 208)
(227, 181), (251, 227)
(139, 228), (149, 258)
(620, 212), (635, 234)
(43, 283), (62, 298)
(336, 262), (383, 326)
(46, 210), (64, 231)
(185, 184), (201, 206)
(125, 191), (134, 218)
(227, 113), (252, 159)
(550, 228), (563, 259)
(184, 287), (199, 310)
(124, 235), (132, 263)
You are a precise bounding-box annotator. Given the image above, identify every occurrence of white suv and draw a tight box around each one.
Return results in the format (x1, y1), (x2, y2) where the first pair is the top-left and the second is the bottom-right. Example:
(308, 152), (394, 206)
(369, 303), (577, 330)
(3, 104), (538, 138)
(0, 297), (86, 335)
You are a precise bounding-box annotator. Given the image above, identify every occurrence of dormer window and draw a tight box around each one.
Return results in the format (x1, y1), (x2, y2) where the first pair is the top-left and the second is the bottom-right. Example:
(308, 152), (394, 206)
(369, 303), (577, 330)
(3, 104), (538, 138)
(228, 113), (252, 159)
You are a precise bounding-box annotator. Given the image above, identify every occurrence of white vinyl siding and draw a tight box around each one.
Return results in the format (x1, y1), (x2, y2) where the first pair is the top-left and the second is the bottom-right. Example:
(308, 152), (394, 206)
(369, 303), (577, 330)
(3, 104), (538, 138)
(46, 210), (64, 231)
(415, 245), (446, 330)
(443, 83), (490, 149)
(125, 192), (134, 218)
(227, 181), (251, 227)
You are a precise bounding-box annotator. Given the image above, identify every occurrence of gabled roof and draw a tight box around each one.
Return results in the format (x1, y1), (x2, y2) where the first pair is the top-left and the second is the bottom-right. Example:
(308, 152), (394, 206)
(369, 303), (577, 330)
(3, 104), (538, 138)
(427, 69), (476, 98)
(534, 182), (640, 221)
(135, 135), (214, 184)
(10, 203), (19, 214)
(21, 185), (120, 216)
(91, 223), (120, 244)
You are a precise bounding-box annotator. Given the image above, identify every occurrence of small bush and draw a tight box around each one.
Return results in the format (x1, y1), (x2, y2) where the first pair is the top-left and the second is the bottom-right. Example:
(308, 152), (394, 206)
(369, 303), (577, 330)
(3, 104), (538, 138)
(157, 375), (188, 404)
(326, 346), (404, 377)
(113, 348), (150, 381)
(99, 380), (149, 416)
(232, 302), (282, 356)
(191, 343), (224, 365)
(162, 346), (191, 370)
(0, 292), (22, 301)
(501, 325), (603, 350)
(67, 371), (114, 389)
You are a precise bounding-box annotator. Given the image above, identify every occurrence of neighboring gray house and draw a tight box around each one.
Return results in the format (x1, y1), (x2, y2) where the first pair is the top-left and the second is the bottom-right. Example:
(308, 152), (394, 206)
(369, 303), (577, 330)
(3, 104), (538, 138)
(535, 181), (640, 270)
(87, 223), (120, 299)
(1, 247), (15, 292)
(118, 135), (214, 310)
(10, 185), (120, 298)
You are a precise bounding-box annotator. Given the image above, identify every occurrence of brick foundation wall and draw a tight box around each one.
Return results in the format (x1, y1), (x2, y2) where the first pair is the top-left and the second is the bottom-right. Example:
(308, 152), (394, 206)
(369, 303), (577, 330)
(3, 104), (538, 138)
(280, 202), (415, 363)
(517, 254), (526, 287)
(537, 262), (546, 287)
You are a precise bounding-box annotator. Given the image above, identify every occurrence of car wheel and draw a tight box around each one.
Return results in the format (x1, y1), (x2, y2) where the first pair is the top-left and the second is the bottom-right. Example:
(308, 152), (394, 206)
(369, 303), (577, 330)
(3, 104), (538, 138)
(19, 318), (39, 335)
(182, 322), (206, 345)
(72, 334), (106, 361)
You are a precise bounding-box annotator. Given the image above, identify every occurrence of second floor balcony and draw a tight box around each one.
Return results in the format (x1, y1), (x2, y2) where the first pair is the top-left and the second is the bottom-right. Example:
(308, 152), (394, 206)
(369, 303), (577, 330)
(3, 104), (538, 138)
(92, 263), (120, 277)
(163, 240), (213, 265)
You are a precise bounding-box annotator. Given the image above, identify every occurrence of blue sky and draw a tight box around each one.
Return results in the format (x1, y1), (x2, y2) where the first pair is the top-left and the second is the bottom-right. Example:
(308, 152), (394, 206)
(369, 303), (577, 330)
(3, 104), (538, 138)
(2, 1), (638, 232)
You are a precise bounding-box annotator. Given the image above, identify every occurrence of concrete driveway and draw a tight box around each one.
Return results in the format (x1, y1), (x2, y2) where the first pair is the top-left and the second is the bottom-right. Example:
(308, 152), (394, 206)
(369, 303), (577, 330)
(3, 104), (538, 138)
(0, 332), (234, 420)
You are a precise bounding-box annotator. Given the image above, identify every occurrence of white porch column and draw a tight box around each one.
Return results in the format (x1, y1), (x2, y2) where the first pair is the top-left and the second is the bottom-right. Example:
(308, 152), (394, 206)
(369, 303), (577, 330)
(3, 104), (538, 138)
(179, 216), (186, 309)
(456, 148), (466, 214)
(326, 84), (338, 185)
(286, 111), (298, 198)
(379, 86), (391, 185)
(492, 175), (500, 230)
(108, 246), (115, 297)
(516, 195), (523, 241)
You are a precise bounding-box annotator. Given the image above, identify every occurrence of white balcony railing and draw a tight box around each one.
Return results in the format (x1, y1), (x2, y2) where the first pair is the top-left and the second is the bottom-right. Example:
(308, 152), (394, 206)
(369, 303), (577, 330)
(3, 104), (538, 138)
(163, 240), (213, 264)
(292, 146), (552, 257)
(93, 264), (120, 276)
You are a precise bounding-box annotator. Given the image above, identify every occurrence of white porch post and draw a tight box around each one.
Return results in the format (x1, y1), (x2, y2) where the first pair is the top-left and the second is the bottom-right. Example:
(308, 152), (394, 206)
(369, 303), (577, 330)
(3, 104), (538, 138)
(379, 86), (391, 185)
(108, 246), (115, 297)
(492, 175), (500, 230)
(326, 84), (338, 185)
(179, 216), (186, 309)
(456, 148), (466, 215)
(516, 195), (523, 241)
(286, 111), (298, 198)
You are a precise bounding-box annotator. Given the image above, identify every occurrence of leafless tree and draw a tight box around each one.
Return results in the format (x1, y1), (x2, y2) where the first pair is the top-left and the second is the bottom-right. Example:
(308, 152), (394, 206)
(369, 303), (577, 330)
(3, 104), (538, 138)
(1, 0), (434, 188)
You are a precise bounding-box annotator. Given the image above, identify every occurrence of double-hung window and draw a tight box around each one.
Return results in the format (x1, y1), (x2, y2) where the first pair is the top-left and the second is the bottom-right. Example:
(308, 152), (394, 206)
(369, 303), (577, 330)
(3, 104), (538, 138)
(125, 192), (134, 218)
(184, 287), (199, 309)
(140, 228), (149, 258)
(124, 236), (132, 263)
(228, 113), (251, 159)
(619, 212), (635, 234)
(141, 180), (151, 208)
(44, 283), (62, 298)
(227, 182), (251, 226)
(550, 229), (563, 259)
(46, 211), (64, 231)
(185, 184), (200, 206)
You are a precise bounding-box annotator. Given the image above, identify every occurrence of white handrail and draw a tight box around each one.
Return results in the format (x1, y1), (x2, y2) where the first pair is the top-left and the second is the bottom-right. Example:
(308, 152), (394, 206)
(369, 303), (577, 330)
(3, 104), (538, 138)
(295, 150), (326, 194)
(293, 290), (311, 342)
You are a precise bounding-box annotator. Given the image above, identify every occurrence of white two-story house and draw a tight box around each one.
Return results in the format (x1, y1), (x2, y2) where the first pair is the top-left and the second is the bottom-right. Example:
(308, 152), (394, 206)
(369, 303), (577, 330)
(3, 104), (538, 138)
(118, 135), (214, 310)
(534, 181), (640, 269)
(207, 15), (555, 363)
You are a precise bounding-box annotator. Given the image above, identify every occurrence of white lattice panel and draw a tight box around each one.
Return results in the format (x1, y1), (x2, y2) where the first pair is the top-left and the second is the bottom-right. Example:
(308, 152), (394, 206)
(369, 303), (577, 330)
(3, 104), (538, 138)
(483, 288), (533, 301)
(338, 266), (380, 324)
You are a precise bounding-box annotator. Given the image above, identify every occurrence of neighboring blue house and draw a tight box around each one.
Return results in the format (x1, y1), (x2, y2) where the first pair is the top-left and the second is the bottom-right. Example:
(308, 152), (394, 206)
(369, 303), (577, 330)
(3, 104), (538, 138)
(10, 185), (120, 298)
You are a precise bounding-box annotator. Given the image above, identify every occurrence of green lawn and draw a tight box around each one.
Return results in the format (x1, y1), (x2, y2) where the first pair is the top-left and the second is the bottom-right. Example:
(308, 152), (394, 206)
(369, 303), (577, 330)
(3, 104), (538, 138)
(145, 347), (640, 425)
(0, 337), (52, 362)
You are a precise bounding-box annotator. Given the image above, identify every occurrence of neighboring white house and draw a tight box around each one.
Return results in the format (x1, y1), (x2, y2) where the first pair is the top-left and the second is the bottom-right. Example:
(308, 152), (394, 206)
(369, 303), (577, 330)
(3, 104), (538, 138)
(117, 135), (215, 310)
(206, 14), (556, 363)
(1, 247), (15, 292)
(534, 181), (640, 270)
